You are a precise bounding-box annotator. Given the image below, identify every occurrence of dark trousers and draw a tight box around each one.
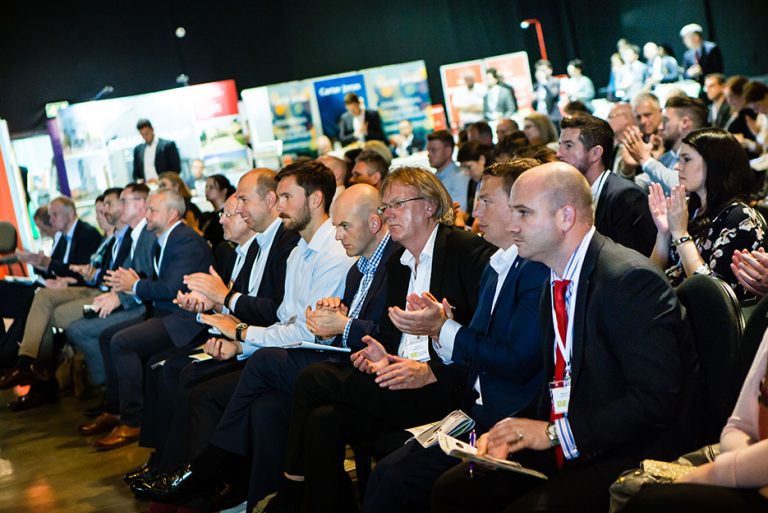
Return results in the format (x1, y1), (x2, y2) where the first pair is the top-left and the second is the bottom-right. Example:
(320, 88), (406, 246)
(0, 282), (38, 365)
(623, 483), (768, 513)
(284, 361), (461, 512)
(431, 454), (634, 513)
(99, 316), (146, 414)
(207, 347), (341, 508)
(102, 317), (178, 427)
(156, 357), (245, 472)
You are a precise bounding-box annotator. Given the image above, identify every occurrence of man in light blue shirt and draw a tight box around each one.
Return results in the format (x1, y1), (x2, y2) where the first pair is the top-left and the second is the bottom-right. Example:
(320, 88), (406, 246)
(428, 130), (470, 212)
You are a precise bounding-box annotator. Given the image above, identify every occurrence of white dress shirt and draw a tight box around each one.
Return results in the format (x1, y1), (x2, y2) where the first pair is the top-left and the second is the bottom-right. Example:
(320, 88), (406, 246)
(143, 137), (159, 181)
(229, 217), (283, 310)
(240, 218), (356, 358)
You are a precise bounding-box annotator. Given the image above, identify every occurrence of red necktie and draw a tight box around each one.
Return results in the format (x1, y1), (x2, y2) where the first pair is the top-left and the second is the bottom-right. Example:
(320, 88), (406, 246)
(550, 279), (571, 468)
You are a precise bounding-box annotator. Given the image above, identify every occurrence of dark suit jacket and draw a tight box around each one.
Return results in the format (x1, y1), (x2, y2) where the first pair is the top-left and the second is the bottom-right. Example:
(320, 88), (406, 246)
(135, 223), (213, 346)
(377, 224), (495, 403)
(534, 78), (561, 122)
(342, 237), (402, 351)
(133, 137), (181, 181)
(338, 109), (386, 146)
(710, 101), (732, 129)
(682, 41), (724, 83)
(232, 224), (300, 327)
(483, 86), (517, 120)
(534, 232), (699, 466)
(94, 227), (133, 287)
(454, 257), (549, 429)
(118, 224), (158, 311)
(595, 173), (656, 257)
(44, 220), (103, 281)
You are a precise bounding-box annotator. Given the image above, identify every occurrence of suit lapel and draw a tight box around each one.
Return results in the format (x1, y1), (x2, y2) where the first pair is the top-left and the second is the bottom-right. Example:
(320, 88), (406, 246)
(429, 225), (449, 300)
(487, 258), (523, 331)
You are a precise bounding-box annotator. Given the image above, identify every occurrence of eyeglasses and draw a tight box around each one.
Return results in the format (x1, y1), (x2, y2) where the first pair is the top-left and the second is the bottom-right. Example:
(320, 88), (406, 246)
(218, 211), (239, 218)
(377, 197), (425, 215)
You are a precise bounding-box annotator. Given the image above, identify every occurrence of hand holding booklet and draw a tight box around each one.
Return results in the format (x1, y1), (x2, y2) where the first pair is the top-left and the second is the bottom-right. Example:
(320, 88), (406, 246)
(406, 409), (476, 448)
(437, 433), (548, 480)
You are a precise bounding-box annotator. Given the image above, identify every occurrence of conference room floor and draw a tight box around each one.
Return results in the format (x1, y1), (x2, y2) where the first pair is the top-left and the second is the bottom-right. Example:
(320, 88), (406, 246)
(0, 386), (149, 513)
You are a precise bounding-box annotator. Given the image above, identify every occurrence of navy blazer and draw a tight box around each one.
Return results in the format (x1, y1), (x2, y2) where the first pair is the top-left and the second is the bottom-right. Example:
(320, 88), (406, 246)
(232, 224), (301, 327)
(135, 222), (213, 347)
(94, 227), (133, 287)
(338, 109), (386, 146)
(342, 237), (402, 352)
(118, 224), (158, 311)
(377, 224), (495, 402)
(453, 257), (549, 430)
(132, 138), (181, 181)
(682, 41), (724, 83)
(534, 232), (699, 466)
(45, 220), (103, 281)
(595, 173), (656, 257)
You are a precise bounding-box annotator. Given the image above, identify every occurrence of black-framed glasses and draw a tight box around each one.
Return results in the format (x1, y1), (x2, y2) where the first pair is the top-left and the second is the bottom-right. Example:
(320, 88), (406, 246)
(377, 197), (425, 215)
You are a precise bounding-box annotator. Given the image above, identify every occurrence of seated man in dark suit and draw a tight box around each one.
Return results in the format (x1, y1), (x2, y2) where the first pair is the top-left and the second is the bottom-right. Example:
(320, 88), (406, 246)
(266, 167), (495, 512)
(131, 184), (398, 510)
(338, 92), (386, 146)
(557, 113), (656, 256)
(431, 162), (699, 513)
(361, 158), (550, 513)
(132, 118), (181, 182)
(82, 189), (213, 450)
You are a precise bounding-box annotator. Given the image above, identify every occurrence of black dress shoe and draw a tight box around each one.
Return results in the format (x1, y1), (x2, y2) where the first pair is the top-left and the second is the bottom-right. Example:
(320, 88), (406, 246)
(208, 480), (245, 512)
(123, 452), (157, 483)
(0, 366), (35, 389)
(7, 380), (58, 412)
(84, 403), (105, 418)
(130, 464), (214, 504)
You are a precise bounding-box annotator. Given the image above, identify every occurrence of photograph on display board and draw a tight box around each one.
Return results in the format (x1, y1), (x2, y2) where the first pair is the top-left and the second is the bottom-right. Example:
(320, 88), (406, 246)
(267, 81), (316, 155)
(313, 74), (367, 142)
(364, 60), (432, 157)
(440, 52), (533, 131)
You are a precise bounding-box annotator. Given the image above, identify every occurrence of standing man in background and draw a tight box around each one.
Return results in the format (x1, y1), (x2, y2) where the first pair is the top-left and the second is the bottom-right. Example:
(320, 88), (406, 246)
(133, 119), (181, 182)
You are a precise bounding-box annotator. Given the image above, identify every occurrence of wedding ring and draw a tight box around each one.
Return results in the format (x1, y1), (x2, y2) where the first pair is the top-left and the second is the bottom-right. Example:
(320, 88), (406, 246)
(516, 430), (524, 441)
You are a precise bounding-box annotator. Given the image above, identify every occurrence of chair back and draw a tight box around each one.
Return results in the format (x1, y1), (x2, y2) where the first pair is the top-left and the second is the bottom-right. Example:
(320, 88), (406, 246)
(675, 274), (744, 443)
(0, 222), (16, 253)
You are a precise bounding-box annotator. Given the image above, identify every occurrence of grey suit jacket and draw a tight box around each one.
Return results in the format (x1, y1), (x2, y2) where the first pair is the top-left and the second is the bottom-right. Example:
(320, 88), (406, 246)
(118, 225), (158, 310)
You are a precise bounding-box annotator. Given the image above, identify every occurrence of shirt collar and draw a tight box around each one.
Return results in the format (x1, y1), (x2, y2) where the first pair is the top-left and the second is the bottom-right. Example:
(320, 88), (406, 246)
(400, 224), (439, 269)
(489, 244), (519, 276)
(131, 218), (147, 243)
(305, 218), (335, 254)
(237, 233), (257, 257)
(357, 233), (391, 274)
(255, 217), (283, 247)
(64, 219), (78, 240)
(436, 160), (459, 176)
(157, 220), (182, 249)
(115, 223), (130, 241)
(551, 226), (596, 283)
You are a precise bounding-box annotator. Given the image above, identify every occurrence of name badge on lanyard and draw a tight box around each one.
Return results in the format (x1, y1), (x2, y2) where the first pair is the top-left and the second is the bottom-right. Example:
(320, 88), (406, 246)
(549, 378), (571, 415)
(549, 279), (577, 416)
(399, 334), (431, 362)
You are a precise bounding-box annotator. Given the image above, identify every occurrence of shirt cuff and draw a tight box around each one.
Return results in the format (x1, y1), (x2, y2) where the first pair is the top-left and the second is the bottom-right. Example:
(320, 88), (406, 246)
(434, 319), (461, 364)
(131, 280), (142, 304)
(341, 318), (353, 348)
(229, 292), (242, 311)
(237, 325), (264, 360)
(555, 418), (580, 460)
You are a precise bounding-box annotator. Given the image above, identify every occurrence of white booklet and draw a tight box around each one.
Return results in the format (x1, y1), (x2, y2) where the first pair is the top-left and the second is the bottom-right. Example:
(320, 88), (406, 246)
(281, 341), (351, 353)
(407, 409), (476, 449)
(437, 433), (548, 480)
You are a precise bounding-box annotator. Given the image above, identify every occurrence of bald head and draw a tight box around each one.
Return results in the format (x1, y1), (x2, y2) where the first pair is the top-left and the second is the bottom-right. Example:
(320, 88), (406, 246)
(608, 102), (635, 139)
(235, 168), (278, 232)
(517, 162), (593, 224)
(318, 155), (348, 186)
(331, 184), (387, 258)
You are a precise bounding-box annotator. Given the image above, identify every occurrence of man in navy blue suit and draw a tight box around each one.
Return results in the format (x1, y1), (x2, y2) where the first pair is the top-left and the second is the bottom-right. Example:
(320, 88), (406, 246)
(131, 184), (396, 509)
(680, 23), (724, 89)
(360, 158), (550, 513)
(89, 189), (213, 450)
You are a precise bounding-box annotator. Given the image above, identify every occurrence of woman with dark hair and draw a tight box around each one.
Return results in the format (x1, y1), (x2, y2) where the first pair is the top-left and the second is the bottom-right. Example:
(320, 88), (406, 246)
(648, 127), (766, 300)
(455, 140), (495, 230)
(724, 75), (763, 158)
(157, 171), (203, 234)
(200, 174), (235, 248)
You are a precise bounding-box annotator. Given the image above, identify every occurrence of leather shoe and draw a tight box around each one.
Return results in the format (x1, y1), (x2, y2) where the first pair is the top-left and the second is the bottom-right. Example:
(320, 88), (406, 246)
(123, 452), (157, 483)
(6, 381), (58, 412)
(0, 366), (35, 389)
(93, 424), (140, 450)
(79, 412), (120, 435)
(131, 464), (212, 503)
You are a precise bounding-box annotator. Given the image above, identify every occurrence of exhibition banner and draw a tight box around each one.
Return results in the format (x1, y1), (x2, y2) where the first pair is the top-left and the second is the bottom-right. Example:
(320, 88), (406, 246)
(440, 52), (533, 130)
(267, 81), (316, 154)
(313, 74), (367, 140)
(363, 61), (432, 137)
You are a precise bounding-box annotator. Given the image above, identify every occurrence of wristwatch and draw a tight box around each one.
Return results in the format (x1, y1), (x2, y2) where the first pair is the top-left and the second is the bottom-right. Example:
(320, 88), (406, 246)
(546, 423), (560, 447)
(672, 234), (693, 248)
(235, 323), (249, 342)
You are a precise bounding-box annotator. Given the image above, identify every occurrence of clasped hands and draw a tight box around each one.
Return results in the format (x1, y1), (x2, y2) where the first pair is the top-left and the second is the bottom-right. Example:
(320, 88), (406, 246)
(305, 297), (349, 339)
(174, 266), (229, 313)
(103, 267), (140, 293)
(621, 126), (664, 165)
(732, 247), (768, 296)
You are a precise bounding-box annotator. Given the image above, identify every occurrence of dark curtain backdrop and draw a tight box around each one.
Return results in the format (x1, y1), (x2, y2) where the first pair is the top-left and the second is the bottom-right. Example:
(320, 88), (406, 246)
(0, 0), (764, 133)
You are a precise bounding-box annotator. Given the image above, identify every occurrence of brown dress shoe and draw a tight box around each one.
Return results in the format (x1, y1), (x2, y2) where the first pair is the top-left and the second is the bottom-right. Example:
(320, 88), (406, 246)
(78, 412), (120, 435)
(93, 424), (140, 451)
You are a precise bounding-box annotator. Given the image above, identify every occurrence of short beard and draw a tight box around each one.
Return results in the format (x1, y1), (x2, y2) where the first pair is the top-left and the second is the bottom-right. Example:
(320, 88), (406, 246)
(282, 203), (311, 232)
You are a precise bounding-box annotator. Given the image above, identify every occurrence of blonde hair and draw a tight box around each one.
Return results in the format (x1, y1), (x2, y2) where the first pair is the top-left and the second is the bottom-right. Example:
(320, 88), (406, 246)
(380, 166), (455, 225)
(524, 112), (558, 145)
(158, 171), (193, 200)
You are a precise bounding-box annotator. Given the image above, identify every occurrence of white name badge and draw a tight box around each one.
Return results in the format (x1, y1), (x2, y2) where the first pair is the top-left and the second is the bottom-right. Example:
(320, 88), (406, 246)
(549, 379), (571, 415)
(399, 335), (431, 362)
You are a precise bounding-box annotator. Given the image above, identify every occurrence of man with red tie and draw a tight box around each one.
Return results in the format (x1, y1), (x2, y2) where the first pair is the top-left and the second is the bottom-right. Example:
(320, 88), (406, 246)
(431, 161), (700, 513)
